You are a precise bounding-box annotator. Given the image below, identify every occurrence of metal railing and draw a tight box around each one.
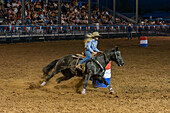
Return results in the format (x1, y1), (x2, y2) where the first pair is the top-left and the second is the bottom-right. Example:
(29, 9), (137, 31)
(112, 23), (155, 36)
(0, 25), (169, 43)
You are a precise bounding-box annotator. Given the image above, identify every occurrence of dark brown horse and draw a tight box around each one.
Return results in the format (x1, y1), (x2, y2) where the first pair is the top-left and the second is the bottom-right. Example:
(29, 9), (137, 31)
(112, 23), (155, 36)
(41, 47), (124, 95)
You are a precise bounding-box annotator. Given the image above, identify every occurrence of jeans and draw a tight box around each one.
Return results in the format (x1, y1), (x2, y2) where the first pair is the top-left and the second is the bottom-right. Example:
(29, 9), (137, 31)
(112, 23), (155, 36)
(138, 32), (142, 40)
(128, 32), (132, 40)
(79, 50), (91, 64)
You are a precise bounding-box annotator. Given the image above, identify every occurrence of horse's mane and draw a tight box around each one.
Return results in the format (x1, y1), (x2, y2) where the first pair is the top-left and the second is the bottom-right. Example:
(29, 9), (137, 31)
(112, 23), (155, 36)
(93, 48), (115, 60)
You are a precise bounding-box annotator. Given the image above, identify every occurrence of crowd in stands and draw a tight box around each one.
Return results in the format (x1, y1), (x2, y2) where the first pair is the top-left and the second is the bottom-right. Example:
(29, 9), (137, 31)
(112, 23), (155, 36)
(0, 0), (115, 26)
(0, 0), (169, 26)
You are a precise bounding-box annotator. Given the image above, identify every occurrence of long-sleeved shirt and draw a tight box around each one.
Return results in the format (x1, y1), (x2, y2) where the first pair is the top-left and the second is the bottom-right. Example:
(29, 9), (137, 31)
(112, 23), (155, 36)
(128, 26), (132, 32)
(85, 39), (100, 53)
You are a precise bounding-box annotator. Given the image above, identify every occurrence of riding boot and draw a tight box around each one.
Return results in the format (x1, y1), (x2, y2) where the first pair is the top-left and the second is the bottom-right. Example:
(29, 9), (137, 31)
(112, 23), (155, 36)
(76, 64), (82, 70)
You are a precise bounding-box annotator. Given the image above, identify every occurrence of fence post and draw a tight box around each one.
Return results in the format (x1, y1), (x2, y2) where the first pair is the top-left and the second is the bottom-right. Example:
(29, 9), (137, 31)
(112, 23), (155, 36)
(64, 26), (66, 39)
(72, 26), (74, 40)
(58, 26), (60, 40)
(43, 26), (45, 41)
(10, 25), (13, 43)
(29, 26), (31, 42)
(84, 26), (86, 36)
(107, 26), (109, 38)
(54, 26), (56, 38)
(74, 26), (76, 39)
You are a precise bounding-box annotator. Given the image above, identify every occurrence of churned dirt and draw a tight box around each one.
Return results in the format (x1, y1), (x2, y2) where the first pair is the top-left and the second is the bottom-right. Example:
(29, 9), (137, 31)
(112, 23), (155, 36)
(0, 36), (170, 113)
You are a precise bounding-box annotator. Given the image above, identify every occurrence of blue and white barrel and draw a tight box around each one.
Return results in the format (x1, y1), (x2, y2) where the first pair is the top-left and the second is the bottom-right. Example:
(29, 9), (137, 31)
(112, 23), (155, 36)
(94, 61), (111, 88)
(140, 36), (148, 47)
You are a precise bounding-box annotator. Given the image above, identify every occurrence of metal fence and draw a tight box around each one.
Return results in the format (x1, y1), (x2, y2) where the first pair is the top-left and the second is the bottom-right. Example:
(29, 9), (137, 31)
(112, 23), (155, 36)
(0, 25), (169, 43)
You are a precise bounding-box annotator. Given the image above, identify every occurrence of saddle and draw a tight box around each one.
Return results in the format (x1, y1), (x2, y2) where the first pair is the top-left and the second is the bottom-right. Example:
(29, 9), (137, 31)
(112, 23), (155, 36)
(72, 52), (85, 60)
(70, 52), (98, 75)
(67, 53), (85, 76)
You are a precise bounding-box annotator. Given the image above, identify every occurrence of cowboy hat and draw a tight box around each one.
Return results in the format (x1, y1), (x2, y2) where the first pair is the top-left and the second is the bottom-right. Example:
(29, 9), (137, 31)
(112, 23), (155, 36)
(93, 32), (101, 37)
(85, 33), (94, 38)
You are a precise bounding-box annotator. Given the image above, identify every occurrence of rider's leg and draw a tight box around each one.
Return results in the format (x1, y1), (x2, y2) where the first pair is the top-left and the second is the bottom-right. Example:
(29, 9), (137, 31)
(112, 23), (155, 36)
(130, 32), (132, 40)
(128, 32), (130, 40)
(79, 51), (91, 64)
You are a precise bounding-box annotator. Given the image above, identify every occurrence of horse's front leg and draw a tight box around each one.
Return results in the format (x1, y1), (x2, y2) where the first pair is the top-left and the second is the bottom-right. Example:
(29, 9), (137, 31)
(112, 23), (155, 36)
(82, 73), (92, 95)
(107, 85), (114, 94)
(98, 77), (114, 94)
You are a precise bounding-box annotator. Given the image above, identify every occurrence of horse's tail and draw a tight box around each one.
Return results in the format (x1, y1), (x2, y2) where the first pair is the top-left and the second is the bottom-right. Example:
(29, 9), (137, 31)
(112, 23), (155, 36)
(42, 59), (59, 77)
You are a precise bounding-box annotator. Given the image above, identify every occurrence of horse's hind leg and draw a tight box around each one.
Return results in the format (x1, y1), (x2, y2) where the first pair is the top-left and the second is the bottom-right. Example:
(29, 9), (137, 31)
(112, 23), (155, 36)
(41, 57), (71, 86)
(41, 69), (60, 86)
(42, 59), (59, 78)
(41, 71), (58, 86)
(55, 69), (75, 83)
(45, 71), (58, 82)
(56, 76), (73, 84)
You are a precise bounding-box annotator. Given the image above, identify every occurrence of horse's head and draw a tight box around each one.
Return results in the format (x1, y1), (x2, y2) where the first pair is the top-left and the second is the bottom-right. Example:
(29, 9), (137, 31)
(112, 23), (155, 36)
(109, 46), (124, 66)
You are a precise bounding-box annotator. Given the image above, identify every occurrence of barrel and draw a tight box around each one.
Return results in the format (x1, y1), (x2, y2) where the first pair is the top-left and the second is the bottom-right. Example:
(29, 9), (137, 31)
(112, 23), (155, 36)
(140, 36), (148, 47)
(93, 61), (111, 88)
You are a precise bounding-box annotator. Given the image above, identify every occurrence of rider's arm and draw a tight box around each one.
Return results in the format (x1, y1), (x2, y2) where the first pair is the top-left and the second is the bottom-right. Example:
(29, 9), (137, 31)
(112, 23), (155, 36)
(93, 41), (100, 52)
(86, 41), (94, 53)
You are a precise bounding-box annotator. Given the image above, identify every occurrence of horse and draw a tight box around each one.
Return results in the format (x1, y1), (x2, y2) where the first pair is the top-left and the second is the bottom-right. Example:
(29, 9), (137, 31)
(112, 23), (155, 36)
(41, 46), (124, 95)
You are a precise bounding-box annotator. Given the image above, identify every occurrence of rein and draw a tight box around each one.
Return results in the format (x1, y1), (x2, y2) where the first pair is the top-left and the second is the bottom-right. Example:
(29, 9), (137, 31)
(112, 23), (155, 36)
(91, 52), (110, 75)
(103, 52), (109, 65)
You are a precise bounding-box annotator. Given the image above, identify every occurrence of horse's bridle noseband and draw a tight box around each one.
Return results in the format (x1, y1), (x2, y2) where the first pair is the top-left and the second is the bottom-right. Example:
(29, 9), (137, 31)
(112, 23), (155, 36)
(114, 51), (120, 59)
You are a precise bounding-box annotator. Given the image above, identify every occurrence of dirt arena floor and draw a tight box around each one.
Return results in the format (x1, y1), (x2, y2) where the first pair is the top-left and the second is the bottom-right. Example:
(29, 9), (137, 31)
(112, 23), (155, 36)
(0, 36), (170, 113)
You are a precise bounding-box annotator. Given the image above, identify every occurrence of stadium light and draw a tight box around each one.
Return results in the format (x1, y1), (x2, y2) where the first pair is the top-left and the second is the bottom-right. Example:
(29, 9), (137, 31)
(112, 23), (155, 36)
(58, 0), (61, 25)
(22, 0), (25, 25)
(97, 0), (99, 9)
(136, 0), (138, 23)
(88, 0), (91, 25)
(113, 0), (116, 23)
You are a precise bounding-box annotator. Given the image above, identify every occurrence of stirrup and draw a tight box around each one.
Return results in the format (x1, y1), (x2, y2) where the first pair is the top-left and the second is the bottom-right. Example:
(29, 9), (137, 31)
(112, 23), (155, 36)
(76, 64), (85, 72)
(76, 64), (82, 70)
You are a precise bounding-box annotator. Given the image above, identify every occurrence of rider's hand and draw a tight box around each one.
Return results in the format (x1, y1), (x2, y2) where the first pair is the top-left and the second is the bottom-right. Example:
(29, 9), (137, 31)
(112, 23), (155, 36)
(99, 51), (103, 53)
(93, 52), (97, 55)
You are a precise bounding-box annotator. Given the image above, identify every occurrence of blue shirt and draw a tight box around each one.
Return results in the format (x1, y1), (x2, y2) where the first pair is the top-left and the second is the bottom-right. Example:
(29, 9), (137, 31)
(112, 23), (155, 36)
(85, 39), (100, 53)
(128, 26), (132, 32)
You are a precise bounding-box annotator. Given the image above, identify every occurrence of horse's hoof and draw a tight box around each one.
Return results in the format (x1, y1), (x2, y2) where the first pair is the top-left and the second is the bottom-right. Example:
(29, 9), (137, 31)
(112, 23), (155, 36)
(110, 92), (118, 97)
(110, 91), (114, 94)
(81, 91), (87, 95)
(41, 81), (46, 86)
(82, 92), (87, 95)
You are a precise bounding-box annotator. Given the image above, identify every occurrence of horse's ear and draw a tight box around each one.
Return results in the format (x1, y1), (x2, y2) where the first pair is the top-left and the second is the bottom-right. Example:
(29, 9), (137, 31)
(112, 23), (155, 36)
(115, 46), (118, 51)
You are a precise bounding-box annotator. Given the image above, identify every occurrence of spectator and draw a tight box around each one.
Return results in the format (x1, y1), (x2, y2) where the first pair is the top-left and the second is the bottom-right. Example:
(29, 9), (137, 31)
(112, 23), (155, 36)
(61, 3), (67, 15)
(127, 24), (132, 40)
(34, 1), (42, 11)
(78, 0), (82, 8)
(1, 0), (169, 27)
(7, 1), (11, 8)
(138, 25), (143, 40)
